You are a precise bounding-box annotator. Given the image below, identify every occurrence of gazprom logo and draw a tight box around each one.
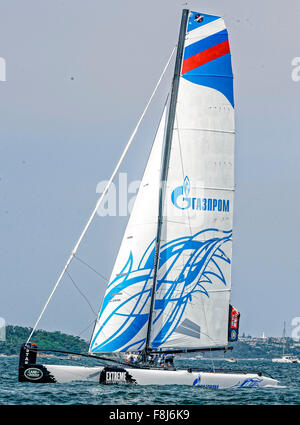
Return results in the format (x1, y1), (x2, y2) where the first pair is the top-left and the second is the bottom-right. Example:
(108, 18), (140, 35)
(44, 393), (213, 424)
(171, 177), (230, 212)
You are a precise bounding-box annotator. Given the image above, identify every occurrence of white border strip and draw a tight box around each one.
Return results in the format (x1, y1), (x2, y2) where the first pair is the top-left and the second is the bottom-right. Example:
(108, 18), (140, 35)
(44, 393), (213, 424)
(185, 18), (226, 47)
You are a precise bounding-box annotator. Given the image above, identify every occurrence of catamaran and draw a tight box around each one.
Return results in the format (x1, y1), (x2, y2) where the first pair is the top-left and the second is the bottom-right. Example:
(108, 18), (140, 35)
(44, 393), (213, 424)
(18, 9), (278, 389)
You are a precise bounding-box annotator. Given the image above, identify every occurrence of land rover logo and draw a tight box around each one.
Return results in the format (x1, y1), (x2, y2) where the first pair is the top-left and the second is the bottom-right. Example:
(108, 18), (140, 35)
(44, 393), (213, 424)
(24, 367), (43, 380)
(231, 330), (237, 339)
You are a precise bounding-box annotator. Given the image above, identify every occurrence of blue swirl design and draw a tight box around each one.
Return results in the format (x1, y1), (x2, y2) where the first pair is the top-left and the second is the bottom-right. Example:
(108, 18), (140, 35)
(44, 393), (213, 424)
(231, 377), (263, 388)
(90, 228), (232, 353)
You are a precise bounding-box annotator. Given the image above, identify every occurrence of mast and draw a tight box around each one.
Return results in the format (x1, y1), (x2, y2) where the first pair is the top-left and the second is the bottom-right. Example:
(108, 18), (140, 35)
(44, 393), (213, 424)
(143, 9), (189, 359)
(282, 321), (286, 356)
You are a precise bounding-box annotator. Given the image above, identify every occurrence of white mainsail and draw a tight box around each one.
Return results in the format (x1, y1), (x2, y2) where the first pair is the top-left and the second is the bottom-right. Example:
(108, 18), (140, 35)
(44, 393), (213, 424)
(150, 12), (235, 350)
(90, 10), (235, 354)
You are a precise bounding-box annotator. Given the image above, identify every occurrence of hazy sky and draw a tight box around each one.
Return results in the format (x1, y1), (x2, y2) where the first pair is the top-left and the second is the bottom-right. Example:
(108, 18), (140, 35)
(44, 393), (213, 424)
(0, 0), (299, 341)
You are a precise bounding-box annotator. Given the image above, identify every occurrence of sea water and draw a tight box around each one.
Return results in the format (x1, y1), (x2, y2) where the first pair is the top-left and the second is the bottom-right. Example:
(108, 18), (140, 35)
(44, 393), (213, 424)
(0, 356), (299, 405)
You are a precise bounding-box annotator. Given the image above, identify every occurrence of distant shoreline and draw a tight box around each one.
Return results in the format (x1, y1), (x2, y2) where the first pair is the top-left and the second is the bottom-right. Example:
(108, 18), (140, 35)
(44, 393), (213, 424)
(1, 325), (300, 359)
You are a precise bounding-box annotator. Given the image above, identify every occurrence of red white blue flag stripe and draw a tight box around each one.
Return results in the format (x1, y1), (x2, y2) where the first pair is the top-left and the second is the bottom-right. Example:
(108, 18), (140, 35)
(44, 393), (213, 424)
(182, 11), (234, 107)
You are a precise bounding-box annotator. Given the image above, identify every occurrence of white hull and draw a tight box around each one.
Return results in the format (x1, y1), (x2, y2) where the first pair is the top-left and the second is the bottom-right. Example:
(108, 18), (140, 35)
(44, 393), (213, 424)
(24, 363), (278, 389)
(272, 357), (299, 364)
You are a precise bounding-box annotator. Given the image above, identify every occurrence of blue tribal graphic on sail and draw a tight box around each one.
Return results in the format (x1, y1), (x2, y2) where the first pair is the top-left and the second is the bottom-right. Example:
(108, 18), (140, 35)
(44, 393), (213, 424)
(90, 229), (232, 353)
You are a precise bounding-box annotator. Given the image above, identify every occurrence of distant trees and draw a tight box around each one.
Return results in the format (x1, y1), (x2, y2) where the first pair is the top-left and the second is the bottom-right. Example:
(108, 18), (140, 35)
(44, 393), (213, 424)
(0, 326), (89, 355)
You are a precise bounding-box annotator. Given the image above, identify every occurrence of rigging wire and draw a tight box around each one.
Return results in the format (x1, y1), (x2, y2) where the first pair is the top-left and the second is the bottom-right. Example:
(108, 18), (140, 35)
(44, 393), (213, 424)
(73, 254), (133, 301)
(66, 271), (98, 317)
(73, 255), (108, 282)
(26, 45), (176, 345)
(77, 319), (97, 339)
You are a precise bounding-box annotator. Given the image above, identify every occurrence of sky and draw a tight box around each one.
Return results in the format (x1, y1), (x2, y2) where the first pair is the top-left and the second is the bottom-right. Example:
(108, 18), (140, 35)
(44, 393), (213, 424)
(0, 0), (299, 341)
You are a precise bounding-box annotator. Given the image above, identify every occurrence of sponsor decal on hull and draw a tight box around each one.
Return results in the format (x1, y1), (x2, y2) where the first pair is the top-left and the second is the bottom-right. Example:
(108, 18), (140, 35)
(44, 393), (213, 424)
(231, 377), (263, 388)
(99, 367), (136, 385)
(24, 367), (44, 381)
(192, 374), (219, 389)
(19, 365), (56, 383)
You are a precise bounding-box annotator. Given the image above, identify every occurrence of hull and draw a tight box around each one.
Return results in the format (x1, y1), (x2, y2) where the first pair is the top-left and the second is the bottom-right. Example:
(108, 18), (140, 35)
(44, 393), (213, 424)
(18, 344), (278, 388)
(19, 363), (278, 389)
(272, 358), (299, 364)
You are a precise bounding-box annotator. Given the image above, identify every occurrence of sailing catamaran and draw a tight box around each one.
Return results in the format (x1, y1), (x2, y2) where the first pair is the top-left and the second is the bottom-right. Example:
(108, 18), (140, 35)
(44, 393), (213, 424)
(18, 10), (278, 388)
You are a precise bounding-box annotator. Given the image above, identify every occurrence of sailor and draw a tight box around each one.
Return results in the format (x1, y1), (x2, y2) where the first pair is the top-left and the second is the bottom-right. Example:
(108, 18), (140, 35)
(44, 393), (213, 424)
(136, 351), (143, 363)
(125, 353), (135, 364)
(159, 354), (165, 367)
(165, 354), (174, 367)
(152, 354), (159, 365)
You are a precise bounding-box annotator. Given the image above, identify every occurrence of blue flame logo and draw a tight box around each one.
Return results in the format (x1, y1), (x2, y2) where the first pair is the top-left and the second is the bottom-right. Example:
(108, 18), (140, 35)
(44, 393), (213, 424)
(183, 176), (190, 197)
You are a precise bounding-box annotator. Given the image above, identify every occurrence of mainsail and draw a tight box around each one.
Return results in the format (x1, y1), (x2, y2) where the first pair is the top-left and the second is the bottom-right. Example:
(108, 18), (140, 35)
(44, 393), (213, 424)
(90, 10), (235, 354)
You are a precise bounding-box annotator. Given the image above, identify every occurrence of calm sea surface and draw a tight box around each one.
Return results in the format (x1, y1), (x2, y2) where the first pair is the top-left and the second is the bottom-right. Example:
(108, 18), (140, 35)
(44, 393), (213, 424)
(1, 356), (300, 405)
